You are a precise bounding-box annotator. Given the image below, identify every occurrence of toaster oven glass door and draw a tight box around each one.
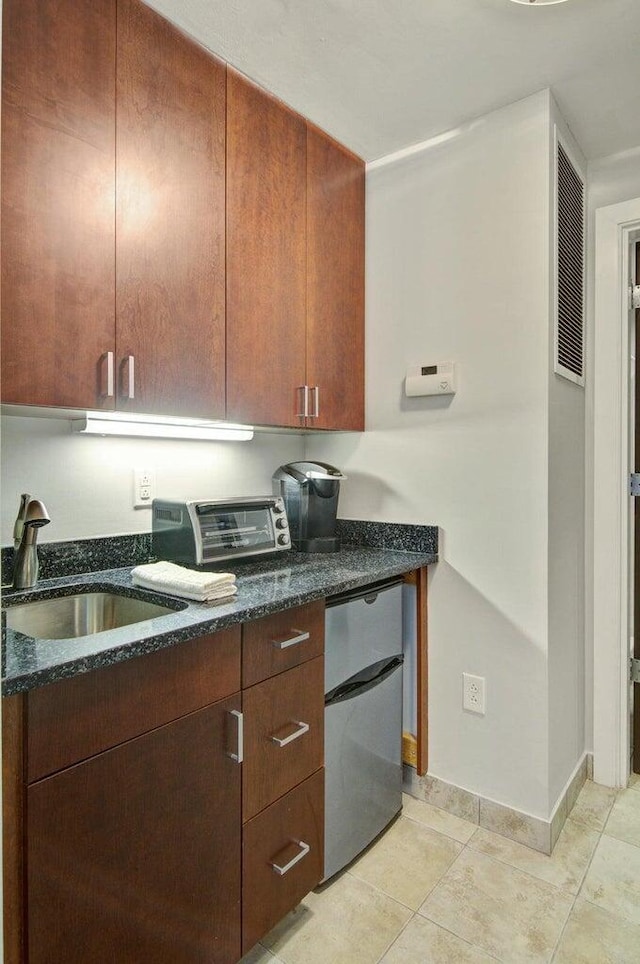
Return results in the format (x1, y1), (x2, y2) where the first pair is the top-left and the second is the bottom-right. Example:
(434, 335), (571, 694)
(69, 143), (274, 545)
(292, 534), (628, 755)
(197, 503), (276, 559)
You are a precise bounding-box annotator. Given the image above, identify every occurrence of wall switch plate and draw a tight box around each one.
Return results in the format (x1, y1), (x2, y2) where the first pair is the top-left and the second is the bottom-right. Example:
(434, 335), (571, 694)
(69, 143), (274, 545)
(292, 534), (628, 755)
(463, 673), (486, 715)
(134, 467), (156, 509)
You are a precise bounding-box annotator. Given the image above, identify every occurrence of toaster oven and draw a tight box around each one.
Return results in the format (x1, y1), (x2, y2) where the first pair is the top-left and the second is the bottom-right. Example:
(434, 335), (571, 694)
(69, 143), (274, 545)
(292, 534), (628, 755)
(152, 497), (291, 566)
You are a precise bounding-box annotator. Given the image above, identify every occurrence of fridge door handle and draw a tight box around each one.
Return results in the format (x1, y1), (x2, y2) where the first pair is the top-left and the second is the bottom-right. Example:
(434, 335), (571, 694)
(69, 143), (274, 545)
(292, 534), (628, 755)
(325, 655), (403, 707)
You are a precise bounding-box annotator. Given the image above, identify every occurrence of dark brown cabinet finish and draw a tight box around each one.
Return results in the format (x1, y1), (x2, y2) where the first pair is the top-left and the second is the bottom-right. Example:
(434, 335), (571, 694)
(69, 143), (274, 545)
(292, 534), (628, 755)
(242, 655), (324, 821)
(242, 769), (324, 955)
(1, 0), (116, 409)
(116, 0), (226, 418)
(27, 697), (242, 964)
(27, 626), (241, 782)
(226, 68), (307, 428)
(242, 599), (325, 688)
(307, 126), (365, 431)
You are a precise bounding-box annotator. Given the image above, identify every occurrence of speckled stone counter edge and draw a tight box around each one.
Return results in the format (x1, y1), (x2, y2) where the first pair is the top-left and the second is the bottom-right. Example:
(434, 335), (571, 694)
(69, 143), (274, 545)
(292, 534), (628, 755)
(2, 541), (438, 696)
(1, 520), (437, 584)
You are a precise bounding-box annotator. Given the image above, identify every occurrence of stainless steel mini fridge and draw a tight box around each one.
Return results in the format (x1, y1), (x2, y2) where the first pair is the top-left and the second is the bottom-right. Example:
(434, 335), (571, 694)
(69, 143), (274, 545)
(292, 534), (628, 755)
(323, 579), (404, 882)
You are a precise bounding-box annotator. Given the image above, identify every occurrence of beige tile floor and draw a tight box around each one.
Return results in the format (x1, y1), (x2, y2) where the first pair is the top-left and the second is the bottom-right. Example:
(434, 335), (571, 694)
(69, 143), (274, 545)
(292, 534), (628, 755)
(241, 776), (640, 964)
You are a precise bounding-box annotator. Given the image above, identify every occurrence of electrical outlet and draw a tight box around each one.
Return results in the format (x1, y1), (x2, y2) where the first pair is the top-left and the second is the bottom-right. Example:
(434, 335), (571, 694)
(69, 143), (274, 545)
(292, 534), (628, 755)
(133, 467), (156, 509)
(463, 673), (486, 715)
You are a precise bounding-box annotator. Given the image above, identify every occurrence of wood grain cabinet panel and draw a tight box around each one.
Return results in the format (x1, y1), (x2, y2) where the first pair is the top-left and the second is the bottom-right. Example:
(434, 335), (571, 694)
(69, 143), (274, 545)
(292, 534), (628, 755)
(306, 126), (365, 431)
(242, 600), (325, 688)
(27, 627), (241, 782)
(226, 68), (307, 428)
(1, 0), (116, 409)
(242, 769), (324, 955)
(27, 698), (242, 964)
(243, 656), (324, 821)
(116, 0), (226, 418)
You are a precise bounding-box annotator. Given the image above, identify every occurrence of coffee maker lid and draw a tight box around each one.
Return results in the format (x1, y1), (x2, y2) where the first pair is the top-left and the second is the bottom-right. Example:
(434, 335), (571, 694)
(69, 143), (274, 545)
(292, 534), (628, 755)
(274, 461), (347, 484)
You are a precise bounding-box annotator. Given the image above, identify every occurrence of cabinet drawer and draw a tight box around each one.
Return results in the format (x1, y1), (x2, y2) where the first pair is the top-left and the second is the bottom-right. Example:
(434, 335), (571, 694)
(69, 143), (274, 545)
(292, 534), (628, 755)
(242, 600), (324, 687)
(27, 627), (241, 782)
(243, 656), (324, 820)
(242, 768), (324, 955)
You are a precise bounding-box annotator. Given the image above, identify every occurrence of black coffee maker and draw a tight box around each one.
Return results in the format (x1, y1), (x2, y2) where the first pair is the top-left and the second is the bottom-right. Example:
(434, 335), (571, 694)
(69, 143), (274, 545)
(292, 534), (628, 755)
(272, 461), (346, 552)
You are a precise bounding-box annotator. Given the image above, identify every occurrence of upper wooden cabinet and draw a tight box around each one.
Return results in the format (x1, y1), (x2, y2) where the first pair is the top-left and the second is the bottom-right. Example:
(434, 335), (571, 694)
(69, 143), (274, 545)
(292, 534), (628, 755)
(226, 68), (308, 428)
(1, 0), (116, 410)
(306, 126), (365, 431)
(116, 0), (226, 419)
(226, 70), (365, 431)
(1, 1), (363, 429)
(1, 0), (226, 419)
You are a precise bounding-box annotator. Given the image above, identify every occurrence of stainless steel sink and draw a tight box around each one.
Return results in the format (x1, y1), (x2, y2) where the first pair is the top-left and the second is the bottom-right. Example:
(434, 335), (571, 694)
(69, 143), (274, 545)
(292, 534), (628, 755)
(5, 591), (179, 641)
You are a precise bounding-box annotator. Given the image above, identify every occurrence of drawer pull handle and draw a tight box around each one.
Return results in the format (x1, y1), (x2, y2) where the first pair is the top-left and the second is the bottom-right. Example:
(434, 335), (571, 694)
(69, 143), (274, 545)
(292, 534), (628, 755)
(271, 720), (309, 747)
(121, 354), (135, 400)
(101, 351), (114, 398)
(297, 385), (309, 419)
(272, 629), (310, 650)
(227, 709), (244, 764)
(271, 839), (310, 876)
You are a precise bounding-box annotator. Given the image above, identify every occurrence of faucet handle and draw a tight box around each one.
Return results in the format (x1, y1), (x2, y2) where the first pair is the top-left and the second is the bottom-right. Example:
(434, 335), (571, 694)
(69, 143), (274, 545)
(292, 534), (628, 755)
(13, 493), (31, 549)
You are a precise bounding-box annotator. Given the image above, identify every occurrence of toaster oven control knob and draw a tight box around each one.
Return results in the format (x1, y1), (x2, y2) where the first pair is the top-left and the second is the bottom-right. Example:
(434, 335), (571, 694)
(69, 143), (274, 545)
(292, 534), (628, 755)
(273, 501), (285, 514)
(275, 517), (288, 529)
(277, 533), (290, 546)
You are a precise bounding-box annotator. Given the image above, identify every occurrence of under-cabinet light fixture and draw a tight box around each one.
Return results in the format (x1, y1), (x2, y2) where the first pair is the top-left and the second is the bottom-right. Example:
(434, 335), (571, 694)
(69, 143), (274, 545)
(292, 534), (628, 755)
(72, 411), (254, 441)
(508, 1), (569, 5)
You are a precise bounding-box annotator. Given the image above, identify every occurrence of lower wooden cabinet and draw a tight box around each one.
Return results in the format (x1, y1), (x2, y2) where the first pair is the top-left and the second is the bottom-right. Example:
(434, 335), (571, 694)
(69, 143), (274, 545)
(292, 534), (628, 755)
(242, 656), (324, 820)
(4, 605), (326, 964)
(242, 769), (324, 954)
(27, 697), (242, 964)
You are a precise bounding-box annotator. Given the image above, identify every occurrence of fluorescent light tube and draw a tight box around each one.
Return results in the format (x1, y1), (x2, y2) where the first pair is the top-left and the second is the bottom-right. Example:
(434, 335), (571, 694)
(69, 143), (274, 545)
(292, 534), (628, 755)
(72, 413), (253, 441)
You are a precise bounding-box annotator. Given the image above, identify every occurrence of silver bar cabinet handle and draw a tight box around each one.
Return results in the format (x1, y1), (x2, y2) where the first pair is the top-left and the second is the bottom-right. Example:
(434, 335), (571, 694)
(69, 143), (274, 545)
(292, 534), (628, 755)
(297, 385), (309, 418)
(271, 720), (309, 748)
(101, 351), (114, 398)
(309, 385), (320, 418)
(228, 709), (244, 763)
(122, 354), (135, 400)
(270, 840), (310, 876)
(272, 629), (310, 650)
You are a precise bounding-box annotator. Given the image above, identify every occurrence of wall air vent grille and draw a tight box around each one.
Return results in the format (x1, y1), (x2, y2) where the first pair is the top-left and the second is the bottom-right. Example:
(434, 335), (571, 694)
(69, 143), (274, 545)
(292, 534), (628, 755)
(554, 138), (585, 386)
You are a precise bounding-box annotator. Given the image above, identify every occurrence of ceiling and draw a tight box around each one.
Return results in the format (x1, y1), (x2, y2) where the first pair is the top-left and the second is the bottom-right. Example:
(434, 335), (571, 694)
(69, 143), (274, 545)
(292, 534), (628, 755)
(144, 0), (640, 163)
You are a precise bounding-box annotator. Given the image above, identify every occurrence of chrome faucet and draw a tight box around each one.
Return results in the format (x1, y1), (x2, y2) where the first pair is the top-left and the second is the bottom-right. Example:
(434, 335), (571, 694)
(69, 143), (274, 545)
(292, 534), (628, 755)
(12, 498), (51, 589)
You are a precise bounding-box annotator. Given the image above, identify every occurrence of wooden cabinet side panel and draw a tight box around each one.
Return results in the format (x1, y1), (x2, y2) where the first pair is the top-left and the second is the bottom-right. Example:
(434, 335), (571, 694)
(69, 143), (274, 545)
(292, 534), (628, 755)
(116, 0), (226, 418)
(243, 656), (324, 821)
(1, 0), (116, 409)
(242, 600), (325, 687)
(2, 694), (26, 964)
(27, 698), (242, 964)
(306, 126), (365, 431)
(242, 769), (324, 954)
(226, 68), (307, 427)
(27, 627), (241, 782)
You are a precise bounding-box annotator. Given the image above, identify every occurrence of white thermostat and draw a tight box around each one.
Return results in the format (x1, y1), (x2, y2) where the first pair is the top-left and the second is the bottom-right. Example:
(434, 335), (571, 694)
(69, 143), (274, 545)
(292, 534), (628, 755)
(405, 362), (456, 397)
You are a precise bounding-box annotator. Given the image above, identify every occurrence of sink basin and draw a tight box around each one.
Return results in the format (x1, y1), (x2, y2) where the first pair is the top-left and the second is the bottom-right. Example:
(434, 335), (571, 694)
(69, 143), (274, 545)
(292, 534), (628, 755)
(5, 591), (180, 641)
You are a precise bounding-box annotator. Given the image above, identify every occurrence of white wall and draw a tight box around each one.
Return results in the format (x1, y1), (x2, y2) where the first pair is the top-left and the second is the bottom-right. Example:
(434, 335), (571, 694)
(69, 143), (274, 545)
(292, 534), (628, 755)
(546, 106), (587, 809)
(0, 415), (304, 543)
(309, 91), (553, 817)
(584, 148), (640, 755)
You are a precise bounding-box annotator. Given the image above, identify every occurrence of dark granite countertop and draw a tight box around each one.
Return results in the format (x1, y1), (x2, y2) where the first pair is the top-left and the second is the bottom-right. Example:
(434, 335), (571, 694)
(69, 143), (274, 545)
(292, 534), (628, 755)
(2, 545), (436, 696)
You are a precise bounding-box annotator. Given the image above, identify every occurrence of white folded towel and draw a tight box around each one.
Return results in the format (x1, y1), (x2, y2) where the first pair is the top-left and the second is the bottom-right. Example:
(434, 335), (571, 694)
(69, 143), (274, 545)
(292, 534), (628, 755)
(131, 561), (237, 603)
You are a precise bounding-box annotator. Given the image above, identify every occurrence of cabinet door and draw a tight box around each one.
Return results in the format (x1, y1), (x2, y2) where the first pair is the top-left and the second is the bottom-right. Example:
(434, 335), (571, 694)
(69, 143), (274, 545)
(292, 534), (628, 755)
(226, 68), (307, 427)
(27, 696), (242, 964)
(306, 126), (365, 431)
(243, 769), (324, 954)
(1, 0), (116, 409)
(243, 656), (324, 821)
(116, 0), (226, 418)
